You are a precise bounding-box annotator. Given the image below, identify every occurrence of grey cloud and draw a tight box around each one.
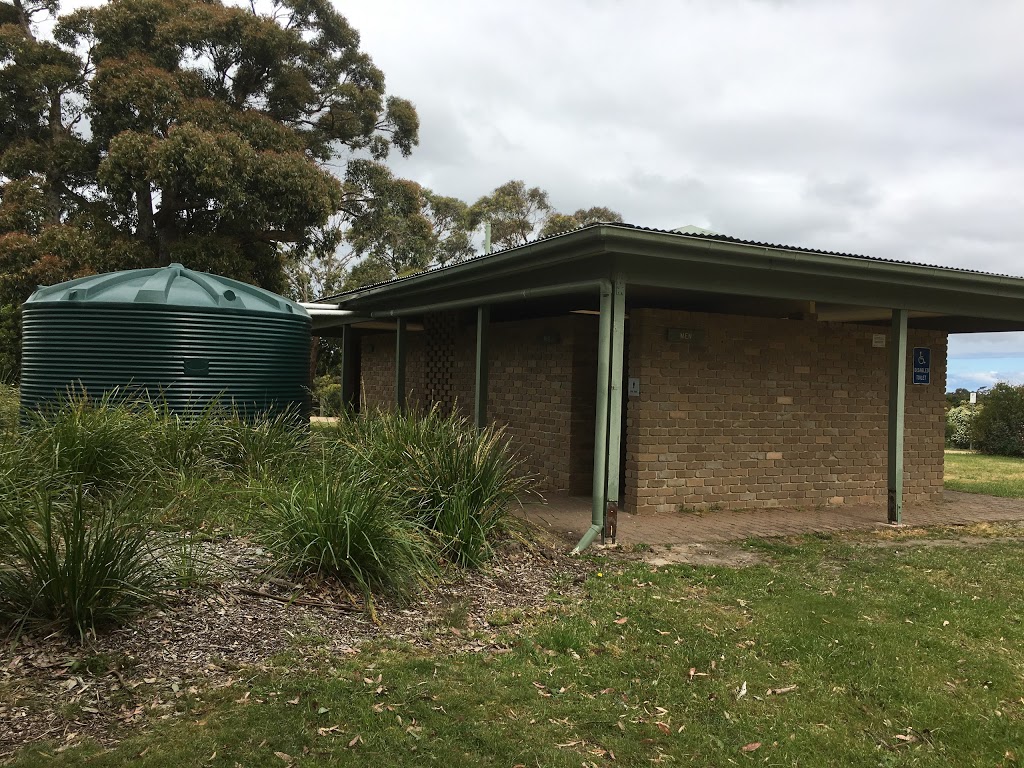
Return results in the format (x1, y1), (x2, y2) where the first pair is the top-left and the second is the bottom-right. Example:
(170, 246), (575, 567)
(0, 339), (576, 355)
(348, 0), (1024, 361)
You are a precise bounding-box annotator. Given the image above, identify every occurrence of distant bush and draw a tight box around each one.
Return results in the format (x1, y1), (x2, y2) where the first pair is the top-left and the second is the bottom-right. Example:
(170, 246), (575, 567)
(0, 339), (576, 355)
(312, 374), (343, 417)
(972, 383), (1024, 457)
(946, 404), (980, 449)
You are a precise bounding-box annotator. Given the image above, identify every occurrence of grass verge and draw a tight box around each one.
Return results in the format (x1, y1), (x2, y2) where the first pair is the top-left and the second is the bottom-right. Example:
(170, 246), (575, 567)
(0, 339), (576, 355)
(944, 450), (1024, 497)
(9, 530), (1024, 766)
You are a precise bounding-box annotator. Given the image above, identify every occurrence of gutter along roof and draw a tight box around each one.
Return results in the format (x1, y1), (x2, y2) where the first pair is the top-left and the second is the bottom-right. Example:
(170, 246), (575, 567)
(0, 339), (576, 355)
(318, 223), (1024, 331)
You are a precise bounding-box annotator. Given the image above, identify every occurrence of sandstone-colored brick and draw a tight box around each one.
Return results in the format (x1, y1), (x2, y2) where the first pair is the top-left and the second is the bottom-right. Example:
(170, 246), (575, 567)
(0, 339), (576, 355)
(625, 309), (945, 514)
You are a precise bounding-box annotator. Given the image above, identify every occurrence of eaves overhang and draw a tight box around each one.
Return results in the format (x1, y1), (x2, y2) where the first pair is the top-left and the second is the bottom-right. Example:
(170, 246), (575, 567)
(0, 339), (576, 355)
(319, 224), (1024, 330)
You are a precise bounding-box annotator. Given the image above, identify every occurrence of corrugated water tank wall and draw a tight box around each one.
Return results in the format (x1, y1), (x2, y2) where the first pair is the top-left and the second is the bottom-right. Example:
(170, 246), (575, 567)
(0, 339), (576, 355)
(19, 264), (311, 418)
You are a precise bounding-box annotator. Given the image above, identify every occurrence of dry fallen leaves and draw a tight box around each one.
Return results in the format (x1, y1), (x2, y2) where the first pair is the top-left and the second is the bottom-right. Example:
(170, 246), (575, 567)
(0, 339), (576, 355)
(0, 535), (588, 755)
(741, 742), (761, 752)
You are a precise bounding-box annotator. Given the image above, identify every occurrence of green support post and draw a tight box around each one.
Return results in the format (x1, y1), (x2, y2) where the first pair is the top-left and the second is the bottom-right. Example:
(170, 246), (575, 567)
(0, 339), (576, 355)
(340, 324), (357, 412)
(573, 280), (613, 554)
(605, 280), (626, 531)
(888, 308), (908, 524)
(474, 305), (490, 430)
(395, 317), (407, 411)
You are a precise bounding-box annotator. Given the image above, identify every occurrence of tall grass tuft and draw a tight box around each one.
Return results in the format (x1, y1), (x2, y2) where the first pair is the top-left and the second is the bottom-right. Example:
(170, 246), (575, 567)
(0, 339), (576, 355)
(0, 487), (172, 640)
(262, 460), (437, 600)
(24, 391), (150, 493)
(329, 406), (530, 567)
(217, 408), (311, 479)
(145, 401), (225, 474)
(0, 383), (18, 433)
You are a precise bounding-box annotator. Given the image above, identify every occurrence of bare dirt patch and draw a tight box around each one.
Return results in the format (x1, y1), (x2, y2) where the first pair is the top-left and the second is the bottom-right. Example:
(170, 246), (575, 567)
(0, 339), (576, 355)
(0, 524), (585, 760)
(598, 542), (768, 568)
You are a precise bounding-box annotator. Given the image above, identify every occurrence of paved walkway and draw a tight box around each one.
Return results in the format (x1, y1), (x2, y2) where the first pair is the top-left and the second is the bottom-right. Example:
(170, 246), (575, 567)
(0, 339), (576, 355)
(518, 491), (1024, 546)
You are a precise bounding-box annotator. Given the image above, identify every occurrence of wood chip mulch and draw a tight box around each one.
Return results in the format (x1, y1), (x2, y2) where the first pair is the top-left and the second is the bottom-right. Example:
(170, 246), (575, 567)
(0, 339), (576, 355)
(0, 528), (587, 760)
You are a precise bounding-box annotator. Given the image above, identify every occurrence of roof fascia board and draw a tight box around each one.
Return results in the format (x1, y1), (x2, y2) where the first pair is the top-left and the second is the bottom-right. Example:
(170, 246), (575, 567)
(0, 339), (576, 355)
(622, 255), (1024, 324)
(331, 228), (607, 308)
(608, 228), (1024, 299)
(609, 232), (1024, 323)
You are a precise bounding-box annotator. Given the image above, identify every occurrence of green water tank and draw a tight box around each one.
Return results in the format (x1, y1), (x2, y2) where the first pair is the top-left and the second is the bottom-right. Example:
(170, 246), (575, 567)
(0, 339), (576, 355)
(20, 264), (311, 418)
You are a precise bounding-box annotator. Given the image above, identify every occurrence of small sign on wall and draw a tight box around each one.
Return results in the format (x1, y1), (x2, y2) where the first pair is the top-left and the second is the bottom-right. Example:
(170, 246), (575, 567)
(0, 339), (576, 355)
(913, 347), (931, 385)
(628, 377), (640, 397)
(872, 334), (886, 348)
(665, 328), (704, 344)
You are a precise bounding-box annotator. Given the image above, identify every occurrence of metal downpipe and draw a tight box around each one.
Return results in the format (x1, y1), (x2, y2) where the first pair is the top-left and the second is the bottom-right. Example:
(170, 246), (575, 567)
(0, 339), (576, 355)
(572, 279), (613, 554)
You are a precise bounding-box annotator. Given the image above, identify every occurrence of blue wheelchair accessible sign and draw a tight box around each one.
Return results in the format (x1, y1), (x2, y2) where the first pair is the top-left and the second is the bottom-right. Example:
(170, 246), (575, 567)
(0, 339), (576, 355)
(912, 347), (931, 385)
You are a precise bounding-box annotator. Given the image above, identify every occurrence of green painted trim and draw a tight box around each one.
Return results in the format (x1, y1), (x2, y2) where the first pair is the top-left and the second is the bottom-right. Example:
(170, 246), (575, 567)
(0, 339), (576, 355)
(474, 305), (489, 429)
(368, 279), (609, 319)
(340, 325), (357, 411)
(606, 280), (626, 506)
(588, 282), (613, 547)
(888, 309), (908, 524)
(395, 317), (407, 412)
(329, 225), (1024, 329)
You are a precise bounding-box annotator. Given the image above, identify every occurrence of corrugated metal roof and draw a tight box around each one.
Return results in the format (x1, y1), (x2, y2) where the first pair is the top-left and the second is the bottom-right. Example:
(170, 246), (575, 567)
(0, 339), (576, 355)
(319, 222), (1021, 302)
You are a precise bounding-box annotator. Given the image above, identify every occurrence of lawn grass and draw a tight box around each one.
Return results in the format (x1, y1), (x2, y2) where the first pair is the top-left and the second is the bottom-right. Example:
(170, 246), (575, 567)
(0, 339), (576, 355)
(12, 533), (1024, 767)
(945, 450), (1024, 497)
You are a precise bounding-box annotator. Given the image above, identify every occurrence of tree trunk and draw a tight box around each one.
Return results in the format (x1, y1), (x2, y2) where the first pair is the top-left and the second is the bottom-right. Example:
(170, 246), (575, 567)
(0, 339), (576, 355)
(137, 183), (155, 248)
(42, 90), (63, 226)
(153, 188), (179, 266)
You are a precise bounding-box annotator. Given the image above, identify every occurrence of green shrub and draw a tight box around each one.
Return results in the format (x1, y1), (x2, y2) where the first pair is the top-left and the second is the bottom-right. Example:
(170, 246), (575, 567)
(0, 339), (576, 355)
(262, 460), (436, 599)
(24, 392), (152, 493)
(0, 488), (173, 640)
(973, 382), (1024, 456)
(216, 409), (311, 478)
(329, 407), (529, 568)
(946, 403), (980, 449)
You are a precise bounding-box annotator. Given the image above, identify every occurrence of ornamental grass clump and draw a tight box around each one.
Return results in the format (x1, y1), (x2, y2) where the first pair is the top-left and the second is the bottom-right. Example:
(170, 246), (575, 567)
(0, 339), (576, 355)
(329, 406), (530, 568)
(216, 408), (311, 479)
(24, 391), (151, 494)
(0, 487), (173, 641)
(144, 401), (227, 475)
(0, 383), (18, 433)
(405, 419), (529, 568)
(263, 459), (436, 600)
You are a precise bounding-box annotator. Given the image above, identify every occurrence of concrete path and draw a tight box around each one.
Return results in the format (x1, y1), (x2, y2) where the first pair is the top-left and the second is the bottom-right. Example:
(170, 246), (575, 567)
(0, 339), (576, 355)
(518, 491), (1024, 546)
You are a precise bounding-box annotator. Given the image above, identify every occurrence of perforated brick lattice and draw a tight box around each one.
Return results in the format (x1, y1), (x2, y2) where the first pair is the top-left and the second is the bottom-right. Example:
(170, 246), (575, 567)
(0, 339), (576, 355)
(424, 312), (460, 412)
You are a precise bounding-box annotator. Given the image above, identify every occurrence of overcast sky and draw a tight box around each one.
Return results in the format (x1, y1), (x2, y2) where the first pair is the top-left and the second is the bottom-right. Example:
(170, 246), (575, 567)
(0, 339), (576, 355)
(341, 0), (1024, 391)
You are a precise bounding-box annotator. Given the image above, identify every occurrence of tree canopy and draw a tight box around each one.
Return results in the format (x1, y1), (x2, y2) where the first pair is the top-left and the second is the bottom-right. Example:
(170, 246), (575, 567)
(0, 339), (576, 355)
(0, 0), (419, 374)
(468, 181), (623, 252)
(0, 0), (625, 377)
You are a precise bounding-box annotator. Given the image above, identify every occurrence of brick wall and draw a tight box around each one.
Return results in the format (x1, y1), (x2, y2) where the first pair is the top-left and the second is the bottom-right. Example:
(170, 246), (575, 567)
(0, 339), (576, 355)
(624, 309), (947, 514)
(357, 314), (598, 493)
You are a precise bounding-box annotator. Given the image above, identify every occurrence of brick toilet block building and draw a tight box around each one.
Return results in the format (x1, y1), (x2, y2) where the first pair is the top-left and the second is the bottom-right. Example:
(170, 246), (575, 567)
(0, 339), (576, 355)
(313, 225), (1024, 548)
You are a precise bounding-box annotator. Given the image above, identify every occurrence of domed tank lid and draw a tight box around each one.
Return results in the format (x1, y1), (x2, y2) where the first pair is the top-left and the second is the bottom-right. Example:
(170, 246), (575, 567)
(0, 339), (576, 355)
(26, 264), (309, 319)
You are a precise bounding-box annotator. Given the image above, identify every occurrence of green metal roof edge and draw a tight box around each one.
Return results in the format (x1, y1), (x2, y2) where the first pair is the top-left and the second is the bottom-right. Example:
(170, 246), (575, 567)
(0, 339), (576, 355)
(322, 223), (1024, 308)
